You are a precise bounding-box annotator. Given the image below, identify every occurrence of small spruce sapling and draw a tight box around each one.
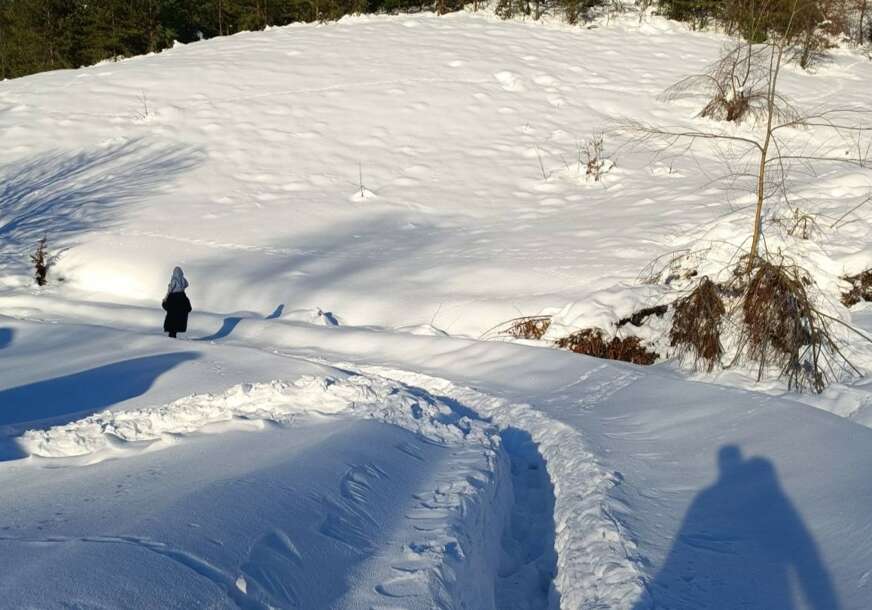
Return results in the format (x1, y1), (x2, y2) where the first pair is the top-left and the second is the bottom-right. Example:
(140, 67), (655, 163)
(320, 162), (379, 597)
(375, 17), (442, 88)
(31, 237), (56, 287)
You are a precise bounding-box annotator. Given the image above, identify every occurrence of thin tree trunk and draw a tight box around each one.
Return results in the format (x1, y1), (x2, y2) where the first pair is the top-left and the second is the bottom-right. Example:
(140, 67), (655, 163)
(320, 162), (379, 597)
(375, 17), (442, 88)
(748, 0), (801, 269)
(861, 0), (868, 45)
(749, 43), (786, 270)
(0, 23), (5, 80)
(45, 5), (55, 69)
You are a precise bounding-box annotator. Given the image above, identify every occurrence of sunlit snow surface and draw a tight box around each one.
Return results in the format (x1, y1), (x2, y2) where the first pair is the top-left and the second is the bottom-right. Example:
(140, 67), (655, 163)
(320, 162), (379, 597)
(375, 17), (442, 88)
(1, 9), (871, 610)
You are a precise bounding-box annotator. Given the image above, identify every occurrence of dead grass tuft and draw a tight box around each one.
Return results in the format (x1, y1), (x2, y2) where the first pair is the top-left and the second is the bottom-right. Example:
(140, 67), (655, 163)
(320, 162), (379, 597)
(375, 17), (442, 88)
(480, 315), (552, 341)
(506, 316), (552, 340)
(702, 90), (751, 123)
(555, 328), (659, 366)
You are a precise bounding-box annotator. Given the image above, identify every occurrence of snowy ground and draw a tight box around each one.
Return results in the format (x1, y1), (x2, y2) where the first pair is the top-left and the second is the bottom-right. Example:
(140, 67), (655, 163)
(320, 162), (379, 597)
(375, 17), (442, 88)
(1, 8), (872, 610)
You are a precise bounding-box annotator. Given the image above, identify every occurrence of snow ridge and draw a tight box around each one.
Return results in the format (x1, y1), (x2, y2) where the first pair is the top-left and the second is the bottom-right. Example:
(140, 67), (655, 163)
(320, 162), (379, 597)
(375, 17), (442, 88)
(17, 372), (516, 609)
(19, 373), (493, 459)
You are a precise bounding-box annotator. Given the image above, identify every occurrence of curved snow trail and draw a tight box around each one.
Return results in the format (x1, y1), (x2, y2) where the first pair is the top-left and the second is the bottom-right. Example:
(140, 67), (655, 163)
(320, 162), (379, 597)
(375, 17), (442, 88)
(346, 364), (647, 610)
(0, 305), (646, 609)
(8, 303), (872, 608)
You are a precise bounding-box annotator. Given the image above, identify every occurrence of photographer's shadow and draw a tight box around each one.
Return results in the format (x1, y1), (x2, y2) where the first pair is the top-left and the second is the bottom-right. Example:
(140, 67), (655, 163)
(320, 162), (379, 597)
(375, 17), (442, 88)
(633, 445), (840, 610)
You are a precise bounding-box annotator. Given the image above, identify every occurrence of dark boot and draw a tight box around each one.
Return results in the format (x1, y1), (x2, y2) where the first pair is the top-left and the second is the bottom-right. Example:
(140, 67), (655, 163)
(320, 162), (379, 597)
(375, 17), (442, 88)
(169, 331), (177, 338)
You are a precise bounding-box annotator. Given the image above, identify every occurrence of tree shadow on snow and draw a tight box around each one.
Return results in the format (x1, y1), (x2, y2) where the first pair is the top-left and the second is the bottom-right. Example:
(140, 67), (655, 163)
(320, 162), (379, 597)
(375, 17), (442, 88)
(0, 352), (201, 434)
(190, 213), (450, 314)
(0, 138), (203, 273)
(0, 328), (12, 350)
(631, 445), (841, 610)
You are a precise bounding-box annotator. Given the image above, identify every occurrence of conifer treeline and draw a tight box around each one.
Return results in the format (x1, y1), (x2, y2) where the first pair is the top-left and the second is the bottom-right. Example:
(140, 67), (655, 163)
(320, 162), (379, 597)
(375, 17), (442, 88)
(0, 0), (868, 81)
(659, 0), (869, 45)
(0, 0), (468, 80)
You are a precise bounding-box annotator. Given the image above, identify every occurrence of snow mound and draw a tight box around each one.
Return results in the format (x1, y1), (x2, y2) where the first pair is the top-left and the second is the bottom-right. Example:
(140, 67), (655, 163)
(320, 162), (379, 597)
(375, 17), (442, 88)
(20, 373), (494, 461)
(280, 307), (341, 326)
(545, 283), (671, 337)
(394, 323), (449, 336)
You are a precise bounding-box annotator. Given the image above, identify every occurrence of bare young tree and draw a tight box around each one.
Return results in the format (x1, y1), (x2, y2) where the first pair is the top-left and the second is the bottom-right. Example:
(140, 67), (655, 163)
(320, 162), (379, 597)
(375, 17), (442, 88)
(631, 0), (872, 390)
(639, 0), (871, 270)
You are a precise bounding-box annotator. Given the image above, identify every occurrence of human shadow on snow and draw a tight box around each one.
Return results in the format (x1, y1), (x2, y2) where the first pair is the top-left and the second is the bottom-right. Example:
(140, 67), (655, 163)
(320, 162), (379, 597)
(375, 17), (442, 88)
(0, 351), (201, 434)
(632, 445), (840, 610)
(0, 328), (13, 350)
(0, 138), (203, 273)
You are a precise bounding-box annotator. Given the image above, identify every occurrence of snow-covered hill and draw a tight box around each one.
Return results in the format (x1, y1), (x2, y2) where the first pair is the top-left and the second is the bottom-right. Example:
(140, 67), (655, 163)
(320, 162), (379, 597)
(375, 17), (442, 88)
(1, 9), (871, 610)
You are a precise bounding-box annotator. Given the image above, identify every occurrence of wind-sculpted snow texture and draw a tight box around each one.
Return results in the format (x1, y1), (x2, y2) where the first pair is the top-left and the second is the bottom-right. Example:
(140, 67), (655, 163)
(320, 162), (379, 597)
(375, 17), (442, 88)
(3, 371), (514, 609)
(19, 375), (493, 460)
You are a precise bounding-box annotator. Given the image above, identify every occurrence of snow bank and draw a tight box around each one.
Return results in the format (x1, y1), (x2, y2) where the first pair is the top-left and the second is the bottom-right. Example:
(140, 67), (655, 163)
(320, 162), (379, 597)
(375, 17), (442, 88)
(20, 373), (493, 460)
(545, 284), (658, 336)
(17, 371), (513, 609)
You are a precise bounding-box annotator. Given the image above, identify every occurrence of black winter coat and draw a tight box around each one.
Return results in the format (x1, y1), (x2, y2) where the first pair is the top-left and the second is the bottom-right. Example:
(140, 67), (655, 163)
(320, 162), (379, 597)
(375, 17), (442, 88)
(162, 291), (192, 333)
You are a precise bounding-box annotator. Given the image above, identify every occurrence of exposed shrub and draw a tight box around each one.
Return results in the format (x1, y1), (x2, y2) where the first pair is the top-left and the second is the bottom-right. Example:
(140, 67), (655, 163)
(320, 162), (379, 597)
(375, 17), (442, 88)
(617, 304), (668, 328)
(584, 133), (611, 181)
(739, 259), (845, 393)
(507, 316), (552, 340)
(669, 277), (725, 372)
(663, 43), (798, 125)
(555, 328), (659, 365)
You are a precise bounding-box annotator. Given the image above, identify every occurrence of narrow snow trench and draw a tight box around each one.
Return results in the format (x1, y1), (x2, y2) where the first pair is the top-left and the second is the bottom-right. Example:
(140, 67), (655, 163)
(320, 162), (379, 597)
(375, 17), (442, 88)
(496, 427), (560, 610)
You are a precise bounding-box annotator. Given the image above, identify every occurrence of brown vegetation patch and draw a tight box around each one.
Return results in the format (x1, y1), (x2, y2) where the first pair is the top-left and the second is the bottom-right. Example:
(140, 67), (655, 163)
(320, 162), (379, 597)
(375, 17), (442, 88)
(741, 260), (835, 392)
(702, 90), (751, 123)
(555, 328), (658, 366)
(841, 269), (872, 307)
(506, 316), (552, 340)
(669, 277), (725, 372)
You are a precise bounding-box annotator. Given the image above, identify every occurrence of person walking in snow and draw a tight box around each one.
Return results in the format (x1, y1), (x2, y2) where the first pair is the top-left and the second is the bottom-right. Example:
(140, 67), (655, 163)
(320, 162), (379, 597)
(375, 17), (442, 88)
(162, 266), (192, 338)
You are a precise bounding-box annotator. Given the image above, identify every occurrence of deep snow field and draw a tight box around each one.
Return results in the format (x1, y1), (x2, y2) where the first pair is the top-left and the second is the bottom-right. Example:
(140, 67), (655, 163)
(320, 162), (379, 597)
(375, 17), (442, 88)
(1, 8), (872, 610)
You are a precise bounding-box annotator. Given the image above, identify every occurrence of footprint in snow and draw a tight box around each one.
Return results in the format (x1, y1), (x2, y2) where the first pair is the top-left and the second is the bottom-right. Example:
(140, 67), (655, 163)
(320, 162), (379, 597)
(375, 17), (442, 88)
(494, 71), (525, 92)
